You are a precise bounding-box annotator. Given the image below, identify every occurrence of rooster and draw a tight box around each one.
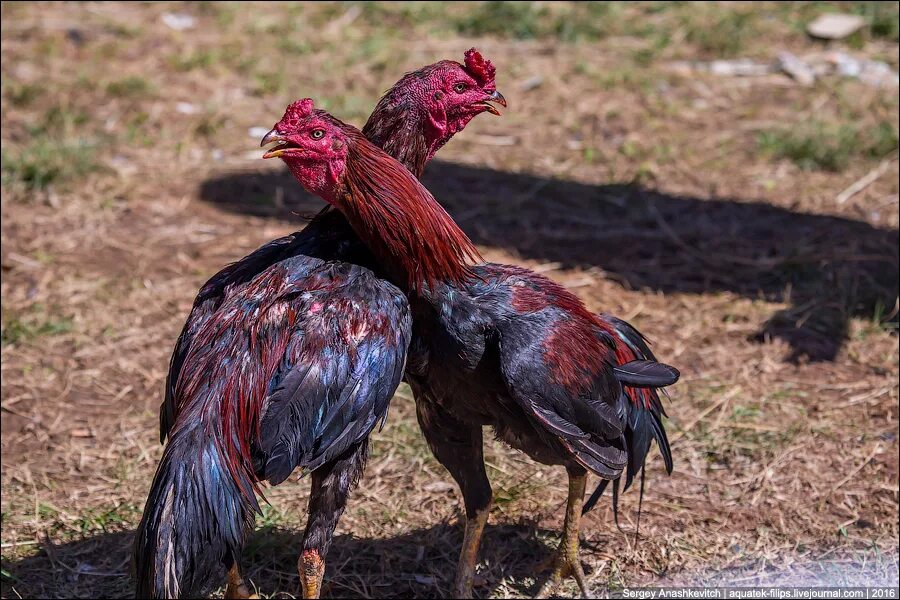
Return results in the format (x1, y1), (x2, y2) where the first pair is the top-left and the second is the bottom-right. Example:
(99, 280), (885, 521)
(135, 51), (506, 599)
(262, 99), (679, 599)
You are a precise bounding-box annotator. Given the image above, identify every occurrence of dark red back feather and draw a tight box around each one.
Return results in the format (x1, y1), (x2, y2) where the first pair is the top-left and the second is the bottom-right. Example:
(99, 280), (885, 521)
(505, 264), (653, 406)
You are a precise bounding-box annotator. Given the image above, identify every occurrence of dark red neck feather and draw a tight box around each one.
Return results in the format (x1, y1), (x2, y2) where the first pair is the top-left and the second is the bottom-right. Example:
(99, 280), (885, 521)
(362, 94), (429, 179)
(335, 128), (482, 293)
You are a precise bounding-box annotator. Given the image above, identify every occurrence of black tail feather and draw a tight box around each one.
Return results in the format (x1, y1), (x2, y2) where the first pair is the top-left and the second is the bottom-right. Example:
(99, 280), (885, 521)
(636, 462), (646, 536)
(582, 453), (650, 541)
(582, 477), (610, 515)
(582, 406), (672, 516)
(614, 360), (680, 388)
(583, 318), (675, 517)
(134, 422), (257, 598)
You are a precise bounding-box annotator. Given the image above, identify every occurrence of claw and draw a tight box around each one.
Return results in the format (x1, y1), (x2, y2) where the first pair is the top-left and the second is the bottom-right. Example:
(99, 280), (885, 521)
(535, 550), (590, 598)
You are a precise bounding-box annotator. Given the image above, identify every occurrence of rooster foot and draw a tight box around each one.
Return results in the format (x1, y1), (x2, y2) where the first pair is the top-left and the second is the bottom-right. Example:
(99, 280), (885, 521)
(225, 565), (259, 599)
(535, 547), (590, 599)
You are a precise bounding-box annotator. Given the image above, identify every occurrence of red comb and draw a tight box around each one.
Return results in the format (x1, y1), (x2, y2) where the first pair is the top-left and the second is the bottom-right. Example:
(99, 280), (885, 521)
(463, 48), (496, 87)
(276, 98), (315, 131)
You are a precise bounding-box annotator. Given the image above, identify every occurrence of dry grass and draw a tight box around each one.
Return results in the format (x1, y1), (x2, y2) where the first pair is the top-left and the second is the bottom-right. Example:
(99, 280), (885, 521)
(1, 2), (898, 598)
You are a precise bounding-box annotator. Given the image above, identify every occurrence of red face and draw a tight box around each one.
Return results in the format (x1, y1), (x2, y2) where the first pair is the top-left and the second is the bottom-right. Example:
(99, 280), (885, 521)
(417, 49), (506, 147)
(260, 99), (349, 199)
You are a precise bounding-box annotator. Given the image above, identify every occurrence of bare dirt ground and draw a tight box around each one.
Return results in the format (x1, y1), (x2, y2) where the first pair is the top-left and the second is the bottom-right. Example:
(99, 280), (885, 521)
(1, 2), (898, 598)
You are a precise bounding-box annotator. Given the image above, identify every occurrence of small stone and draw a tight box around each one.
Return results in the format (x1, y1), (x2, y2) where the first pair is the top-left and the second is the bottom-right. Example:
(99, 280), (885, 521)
(859, 60), (899, 88)
(777, 52), (816, 86)
(161, 13), (196, 31)
(807, 13), (866, 40)
(175, 102), (199, 115)
(249, 126), (271, 139)
(708, 59), (773, 77)
(824, 51), (900, 87)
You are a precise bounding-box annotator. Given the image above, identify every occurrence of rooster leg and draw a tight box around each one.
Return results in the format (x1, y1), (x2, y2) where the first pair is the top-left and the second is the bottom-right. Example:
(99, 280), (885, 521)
(300, 441), (369, 599)
(536, 468), (590, 599)
(299, 549), (326, 599)
(225, 563), (258, 599)
(416, 397), (491, 598)
(455, 502), (491, 598)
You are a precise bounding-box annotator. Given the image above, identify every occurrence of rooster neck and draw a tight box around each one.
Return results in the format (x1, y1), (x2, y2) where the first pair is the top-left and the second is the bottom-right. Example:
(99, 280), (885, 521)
(362, 100), (435, 179)
(333, 130), (481, 296)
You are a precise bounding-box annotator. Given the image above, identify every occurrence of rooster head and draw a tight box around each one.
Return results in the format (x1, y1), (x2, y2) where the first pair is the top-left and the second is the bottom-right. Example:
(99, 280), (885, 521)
(260, 99), (350, 197)
(421, 48), (505, 133)
(365, 48), (506, 159)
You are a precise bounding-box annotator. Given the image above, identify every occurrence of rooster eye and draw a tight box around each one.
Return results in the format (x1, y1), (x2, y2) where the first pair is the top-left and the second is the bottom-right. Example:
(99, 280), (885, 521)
(453, 83), (467, 93)
(310, 129), (325, 140)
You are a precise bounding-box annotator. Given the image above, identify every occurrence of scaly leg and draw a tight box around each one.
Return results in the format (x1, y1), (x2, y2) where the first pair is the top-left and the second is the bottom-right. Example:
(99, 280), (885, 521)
(225, 563), (258, 599)
(299, 549), (326, 599)
(536, 468), (590, 599)
(415, 396), (491, 599)
(300, 441), (369, 599)
(454, 502), (490, 598)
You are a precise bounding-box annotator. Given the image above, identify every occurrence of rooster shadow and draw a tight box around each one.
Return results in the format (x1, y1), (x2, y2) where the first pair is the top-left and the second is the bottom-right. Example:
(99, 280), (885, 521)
(198, 160), (899, 362)
(0, 521), (582, 598)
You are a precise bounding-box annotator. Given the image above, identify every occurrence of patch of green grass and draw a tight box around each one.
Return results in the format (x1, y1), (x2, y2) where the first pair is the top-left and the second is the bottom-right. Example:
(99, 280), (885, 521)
(256, 504), (286, 528)
(3, 82), (42, 107)
(3, 105), (97, 187)
(34, 105), (91, 135)
(196, 0), (237, 27)
(619, 139), (646, 160)
(319, 93), (378, 125)
(105, 76), (153, 97)
(1, 138), (98, 191)
(98, 18), (142, 39)
(631, 47), (659, 67)
(594, 67), (656, 92)
(450, 1), (615, 41)
(758, 121), (898, 172)
(855, 299), (900, 339)
(37, 503), (60, 520)
(867, 121), (900, 156)
(277, 37), (312, 55)
(73, 503), (139, 535)
(193, 113), (222, 138)
(732, 405), (762, 421)
(1, 310), (74, 346)
(684, 9), (754, 57)
(123, 111), (158, 146)
(170, 49), (218, 72)
(250, 70), (285, 97)
(345, 31), (394, 73)
(852, 1), (900, 41)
